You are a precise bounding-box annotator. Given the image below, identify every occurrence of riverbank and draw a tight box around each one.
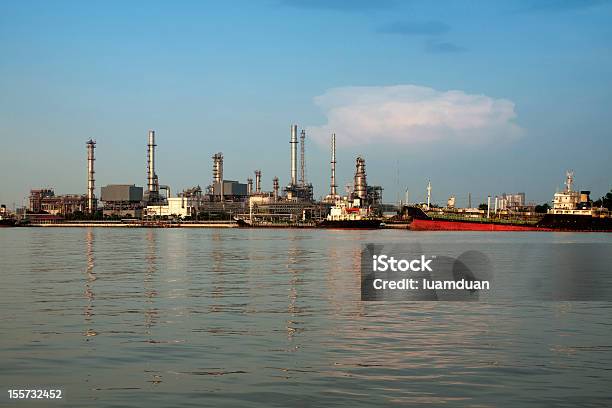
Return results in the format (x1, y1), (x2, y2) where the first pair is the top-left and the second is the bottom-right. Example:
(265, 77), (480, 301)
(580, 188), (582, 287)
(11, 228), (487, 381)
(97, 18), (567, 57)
(23, 221), (239, 228)
(18, 220), (410, 229)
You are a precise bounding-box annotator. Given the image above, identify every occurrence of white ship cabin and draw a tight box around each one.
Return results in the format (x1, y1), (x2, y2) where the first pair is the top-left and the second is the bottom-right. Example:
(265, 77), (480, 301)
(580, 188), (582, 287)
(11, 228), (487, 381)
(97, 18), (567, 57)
(327, 198), (369, 221)
(550, 171), (600, 216)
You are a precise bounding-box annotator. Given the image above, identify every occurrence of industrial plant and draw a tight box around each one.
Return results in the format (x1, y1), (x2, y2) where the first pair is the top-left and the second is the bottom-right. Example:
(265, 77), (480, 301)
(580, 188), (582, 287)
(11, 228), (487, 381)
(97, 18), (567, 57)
(17, 124), (388, 227)
(6, 122), (607, 231)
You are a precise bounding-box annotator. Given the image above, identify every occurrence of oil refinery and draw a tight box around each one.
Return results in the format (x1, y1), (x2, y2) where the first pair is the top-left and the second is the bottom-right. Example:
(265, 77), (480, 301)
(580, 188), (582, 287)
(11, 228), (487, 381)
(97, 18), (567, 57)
(2, 123), (610, 231)
(14, 124), (388, 228)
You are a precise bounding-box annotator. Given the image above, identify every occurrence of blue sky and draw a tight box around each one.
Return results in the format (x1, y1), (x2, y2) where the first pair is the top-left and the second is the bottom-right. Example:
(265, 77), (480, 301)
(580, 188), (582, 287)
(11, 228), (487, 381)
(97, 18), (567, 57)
(1, 0), (611, 207)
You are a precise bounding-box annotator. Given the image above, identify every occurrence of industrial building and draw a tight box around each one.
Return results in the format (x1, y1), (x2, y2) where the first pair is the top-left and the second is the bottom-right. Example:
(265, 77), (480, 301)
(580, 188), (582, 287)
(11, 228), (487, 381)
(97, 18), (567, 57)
(100, 184), (144, 218)
(145, 196), (200, 218)
(496, 192), (526, 211)
(211, 180), (248, 200)
(29, 188), (55, 213)
(26, 138), (98, 218)
(28, 188), (88, 216)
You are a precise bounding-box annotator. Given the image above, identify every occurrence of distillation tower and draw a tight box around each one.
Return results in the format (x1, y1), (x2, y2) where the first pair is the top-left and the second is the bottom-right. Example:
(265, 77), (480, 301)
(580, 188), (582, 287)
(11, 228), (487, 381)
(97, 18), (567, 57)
(146, 130), (160, 203)
(86, 139), (96, 213)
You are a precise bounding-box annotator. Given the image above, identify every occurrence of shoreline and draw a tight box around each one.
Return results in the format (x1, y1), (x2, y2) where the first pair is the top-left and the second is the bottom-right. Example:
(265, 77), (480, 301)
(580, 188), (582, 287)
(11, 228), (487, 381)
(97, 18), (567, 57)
(11, 221), (411, 229)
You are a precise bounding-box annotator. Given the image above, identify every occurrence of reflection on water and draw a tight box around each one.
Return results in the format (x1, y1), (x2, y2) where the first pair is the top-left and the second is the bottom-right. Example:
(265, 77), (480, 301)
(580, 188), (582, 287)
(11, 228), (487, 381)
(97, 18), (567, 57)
(144, 229), (158, 335)
(84, 228), (96, 337)
(1, 229), (611, 407)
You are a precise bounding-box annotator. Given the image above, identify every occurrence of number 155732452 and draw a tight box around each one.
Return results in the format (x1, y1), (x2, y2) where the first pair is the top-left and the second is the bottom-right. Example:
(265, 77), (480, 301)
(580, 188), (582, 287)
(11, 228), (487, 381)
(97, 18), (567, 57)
(8, 389), (63, 399)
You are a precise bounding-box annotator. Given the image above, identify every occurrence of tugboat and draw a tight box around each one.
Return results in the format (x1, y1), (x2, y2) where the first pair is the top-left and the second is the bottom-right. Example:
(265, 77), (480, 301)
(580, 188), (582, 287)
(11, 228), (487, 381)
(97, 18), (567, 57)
(319, 155), (384, 229)
(318, 199), (382, 229)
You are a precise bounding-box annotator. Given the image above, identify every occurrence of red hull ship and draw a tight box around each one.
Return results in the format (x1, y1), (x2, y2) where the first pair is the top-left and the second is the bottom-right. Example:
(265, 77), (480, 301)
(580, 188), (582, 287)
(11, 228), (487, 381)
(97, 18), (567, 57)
(406, 172), (611, 232)
(406, 206), (611, 232)
(410, 218), (550, 232)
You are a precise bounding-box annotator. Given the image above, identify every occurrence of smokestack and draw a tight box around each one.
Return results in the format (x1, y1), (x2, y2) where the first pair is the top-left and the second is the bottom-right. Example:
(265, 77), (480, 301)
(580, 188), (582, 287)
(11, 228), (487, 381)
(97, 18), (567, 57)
(487, 195), (491, 218)
(212, 153), (224, 200)
(426, 180), (431, 209)
(353, 156), (367, 201)
(86, 139), (96, 213)
(299, 129), (306, 186)
(255, 170), (261, 193)
(330, 133), (337, 197)
(273, 177), (279, 200)
(147, 130), (159, 199)
(290, 124), (298, 185)
(247, 178), (253, 196)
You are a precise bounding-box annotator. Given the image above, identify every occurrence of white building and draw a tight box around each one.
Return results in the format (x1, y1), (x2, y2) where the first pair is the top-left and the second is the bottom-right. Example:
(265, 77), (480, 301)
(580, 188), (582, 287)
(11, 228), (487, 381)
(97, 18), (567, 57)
(145, 197), (198, 218)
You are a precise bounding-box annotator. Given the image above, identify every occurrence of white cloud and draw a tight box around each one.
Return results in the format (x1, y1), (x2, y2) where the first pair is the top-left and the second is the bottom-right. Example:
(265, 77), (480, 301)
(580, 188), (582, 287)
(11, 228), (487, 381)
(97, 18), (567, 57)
(307, 85), (522, 146)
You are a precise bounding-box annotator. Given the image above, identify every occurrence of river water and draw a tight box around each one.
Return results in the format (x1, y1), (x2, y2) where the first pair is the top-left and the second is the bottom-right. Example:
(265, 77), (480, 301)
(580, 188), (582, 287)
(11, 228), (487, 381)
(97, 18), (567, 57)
(1, 228), (611, 407)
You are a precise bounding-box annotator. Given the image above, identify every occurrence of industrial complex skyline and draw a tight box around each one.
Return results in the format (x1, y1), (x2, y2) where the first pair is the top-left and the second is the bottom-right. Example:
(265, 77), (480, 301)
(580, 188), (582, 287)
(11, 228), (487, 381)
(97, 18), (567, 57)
(1, 1), (612, 207)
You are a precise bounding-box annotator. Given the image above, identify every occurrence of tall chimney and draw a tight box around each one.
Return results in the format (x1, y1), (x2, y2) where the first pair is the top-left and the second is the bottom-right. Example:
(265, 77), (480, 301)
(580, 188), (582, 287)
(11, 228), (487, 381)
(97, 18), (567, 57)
(255, 170), (261, 193)
(353, 156), (367, 201)
(290, 124), (298, 185)
(212, 153), (224, 200)
(330, 133), (337, 198)
(247, 178), (253, 196)
(86, 139), (96, 213)
(299, 129), (306, 186)
(147, 130), (159, 199)
(273, 177), (279, 200)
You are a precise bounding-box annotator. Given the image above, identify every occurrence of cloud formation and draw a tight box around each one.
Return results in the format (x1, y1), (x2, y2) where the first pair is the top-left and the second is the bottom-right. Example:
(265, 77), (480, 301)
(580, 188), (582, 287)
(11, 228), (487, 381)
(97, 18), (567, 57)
(378, 21), (450, 36)
(519, 0), (607, 12)
(308, 85), (522, 147)
(377, 20), (466, 53)
(281, 0), (395, 12)
(425, 40), (466, 53)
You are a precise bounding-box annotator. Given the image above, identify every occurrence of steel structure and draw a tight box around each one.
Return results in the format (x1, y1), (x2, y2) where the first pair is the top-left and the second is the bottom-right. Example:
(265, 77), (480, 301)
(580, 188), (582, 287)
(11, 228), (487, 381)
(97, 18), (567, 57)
(247, 178), (253, 195)
(212, 152), (224, 200)
(290, 124), (298, 185)
(353, 157), (367, 201)
(273, 177), (279, 200)
(331, 133), (337, 197)
(255, 170), (262, 193)
(299, 129), (306, 186)
(147, 130), (159, 202)
(86, 139), (96, 213)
